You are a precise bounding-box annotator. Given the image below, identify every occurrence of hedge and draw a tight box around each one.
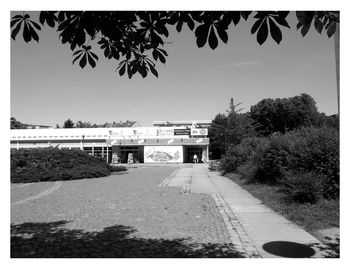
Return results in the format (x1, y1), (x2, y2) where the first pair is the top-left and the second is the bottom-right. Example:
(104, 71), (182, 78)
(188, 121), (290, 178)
(11, 148), (127, 183)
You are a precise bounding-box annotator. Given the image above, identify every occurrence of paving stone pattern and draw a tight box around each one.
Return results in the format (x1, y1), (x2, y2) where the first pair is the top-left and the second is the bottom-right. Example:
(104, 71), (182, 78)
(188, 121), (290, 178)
(11, 166), (245, 258)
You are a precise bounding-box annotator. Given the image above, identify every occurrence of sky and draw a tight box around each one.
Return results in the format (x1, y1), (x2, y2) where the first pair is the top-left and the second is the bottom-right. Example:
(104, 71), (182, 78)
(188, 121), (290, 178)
(11, 11), (338, 127)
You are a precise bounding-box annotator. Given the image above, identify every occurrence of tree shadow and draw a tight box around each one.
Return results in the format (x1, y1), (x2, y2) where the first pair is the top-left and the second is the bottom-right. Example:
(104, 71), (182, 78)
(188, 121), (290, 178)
(262, 240), (340, 258)
(11, 221), (246, 258)
(262, 241), (316, 258)
(307, 237), (340, 258)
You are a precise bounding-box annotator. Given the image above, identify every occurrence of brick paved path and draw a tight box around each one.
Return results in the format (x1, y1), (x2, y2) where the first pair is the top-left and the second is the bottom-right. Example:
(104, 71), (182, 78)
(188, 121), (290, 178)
(11, 166), (245, 258)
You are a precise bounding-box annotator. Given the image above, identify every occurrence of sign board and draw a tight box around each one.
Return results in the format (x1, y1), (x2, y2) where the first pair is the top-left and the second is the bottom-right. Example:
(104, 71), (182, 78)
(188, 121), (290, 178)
(191, 128), (208, 136)
(144, 146), (183, 163)
(127, 153), (134, 164)
(157, 128), (174, 137)
(112, 153), (120, 164)
(174, 129), (191, 136)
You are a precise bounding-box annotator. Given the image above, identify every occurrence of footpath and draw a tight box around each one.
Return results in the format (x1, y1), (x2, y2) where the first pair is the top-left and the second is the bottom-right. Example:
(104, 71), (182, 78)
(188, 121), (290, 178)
(162, 163), (335, 258)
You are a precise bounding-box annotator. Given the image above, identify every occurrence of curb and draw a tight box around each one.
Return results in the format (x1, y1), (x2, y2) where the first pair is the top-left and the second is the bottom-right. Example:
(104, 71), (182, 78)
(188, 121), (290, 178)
(212, 192), (260, 258)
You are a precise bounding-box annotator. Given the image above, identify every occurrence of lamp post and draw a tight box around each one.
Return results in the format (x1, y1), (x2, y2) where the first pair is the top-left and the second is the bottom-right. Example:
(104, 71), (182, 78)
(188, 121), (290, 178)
(82, 135), (85, 151)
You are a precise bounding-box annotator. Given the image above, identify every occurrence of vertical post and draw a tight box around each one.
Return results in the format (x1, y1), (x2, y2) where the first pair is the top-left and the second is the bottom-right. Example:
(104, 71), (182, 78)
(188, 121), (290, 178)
(92, 145), (94, 156)
(207, 145), (209, 162)
(17, 141), (19, 150)
(102, 146), (104, 160)
(106, 146), (109, 163)
(334, 26), (340, 116)
(82, 135), (85, 152)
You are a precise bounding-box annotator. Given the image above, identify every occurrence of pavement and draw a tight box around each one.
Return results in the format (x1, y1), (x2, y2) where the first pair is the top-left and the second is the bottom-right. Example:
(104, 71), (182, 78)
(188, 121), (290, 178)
(162, 164), (337, 258)
(11, 163), (338, 258)
(11, 165), (242, 258)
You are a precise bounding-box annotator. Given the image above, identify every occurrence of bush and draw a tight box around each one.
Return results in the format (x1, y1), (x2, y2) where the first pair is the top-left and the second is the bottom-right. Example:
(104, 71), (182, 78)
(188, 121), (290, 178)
(221, 126), (339, 200)
(255, 134), (294, 184)
(219, 136), (269, 175)
(287, 127), (339, 199)
(280, 171), (325, 204)
(236, 161), (259, 181)
(253, 127), (339, 193)
(11, 148), (126, 183)
(110, 165), (128, 172)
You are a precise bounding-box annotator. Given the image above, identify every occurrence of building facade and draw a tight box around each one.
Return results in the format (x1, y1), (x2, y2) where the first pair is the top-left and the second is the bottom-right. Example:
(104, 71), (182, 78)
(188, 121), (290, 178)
(10, 121), (210, 164)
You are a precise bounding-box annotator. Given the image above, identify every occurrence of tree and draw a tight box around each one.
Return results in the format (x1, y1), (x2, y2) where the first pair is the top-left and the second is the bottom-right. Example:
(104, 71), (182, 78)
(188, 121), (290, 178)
(11, 117), (28, 129)
(75, 121), (92, 128)
(250, 93), (319, 135)
(209, 98), (257, 159)
(10, 11), (339, 78)
(209, 113), (228, 159)
(63, 118), (74, 128)
(225, 99), (257, 147)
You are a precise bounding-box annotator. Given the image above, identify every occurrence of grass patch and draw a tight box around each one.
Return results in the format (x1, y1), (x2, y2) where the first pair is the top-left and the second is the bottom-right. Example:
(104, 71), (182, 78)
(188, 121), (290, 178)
(226, 173), (339, 232)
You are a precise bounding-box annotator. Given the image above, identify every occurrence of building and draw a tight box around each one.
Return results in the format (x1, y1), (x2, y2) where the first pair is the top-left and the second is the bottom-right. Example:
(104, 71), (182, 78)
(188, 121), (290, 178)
(10, 120), (210, 164)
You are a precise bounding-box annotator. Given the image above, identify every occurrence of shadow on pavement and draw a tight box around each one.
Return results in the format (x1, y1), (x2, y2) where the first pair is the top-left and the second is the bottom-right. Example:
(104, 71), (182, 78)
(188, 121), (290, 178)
(11, 221), (246, 258)
(262, 240), (340, 258)
(262, 241), (316, 258)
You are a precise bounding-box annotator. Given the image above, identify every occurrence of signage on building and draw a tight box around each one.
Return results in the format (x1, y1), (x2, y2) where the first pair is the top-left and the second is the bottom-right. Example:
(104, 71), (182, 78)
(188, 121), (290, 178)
(157, 127), (174, 137)
(191, 128), (208, 136)
(144, 146), (183, 163)
(174, 129), (191, 136)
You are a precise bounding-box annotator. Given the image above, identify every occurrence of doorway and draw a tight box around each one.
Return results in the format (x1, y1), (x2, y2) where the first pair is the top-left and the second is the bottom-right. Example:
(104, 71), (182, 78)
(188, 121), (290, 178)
(184, 146), (203, 163)
(119, 146), (144, 163)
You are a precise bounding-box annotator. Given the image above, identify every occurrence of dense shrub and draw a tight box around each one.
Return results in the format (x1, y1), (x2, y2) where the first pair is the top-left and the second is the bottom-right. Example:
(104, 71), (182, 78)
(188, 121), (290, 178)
(287, 127), (339, 199)
(219, 136), (269, 175)
(255, 134), (295, 184)
(236, 161), (259, 181)
(220, 126), (339, 200)
(280, 171), (325, 204)
(11, 148), (127, 183)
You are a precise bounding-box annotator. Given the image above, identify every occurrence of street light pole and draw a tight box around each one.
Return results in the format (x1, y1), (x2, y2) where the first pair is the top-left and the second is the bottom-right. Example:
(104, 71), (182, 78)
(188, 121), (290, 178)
(82, 135), (85, 151)
(334, 26), (340, 116)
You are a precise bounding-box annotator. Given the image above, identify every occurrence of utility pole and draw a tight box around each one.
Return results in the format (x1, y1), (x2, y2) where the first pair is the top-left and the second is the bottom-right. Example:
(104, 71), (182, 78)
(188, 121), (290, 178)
(334, 26), (340, 116)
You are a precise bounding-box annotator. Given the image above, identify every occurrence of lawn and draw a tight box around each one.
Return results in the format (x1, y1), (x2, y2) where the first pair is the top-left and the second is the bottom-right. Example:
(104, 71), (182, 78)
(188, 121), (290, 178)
(225, 173), (339, 233)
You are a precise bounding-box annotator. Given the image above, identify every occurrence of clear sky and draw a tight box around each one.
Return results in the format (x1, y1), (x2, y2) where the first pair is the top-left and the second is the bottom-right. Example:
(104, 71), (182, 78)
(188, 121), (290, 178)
(11, 11), (338, 127)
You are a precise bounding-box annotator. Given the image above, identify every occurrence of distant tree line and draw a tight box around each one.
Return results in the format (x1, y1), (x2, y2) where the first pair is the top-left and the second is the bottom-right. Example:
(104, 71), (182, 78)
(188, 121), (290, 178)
(209, 93), (339, 159)
(10, 117), (138, 129)
(61, 119), (138, 128)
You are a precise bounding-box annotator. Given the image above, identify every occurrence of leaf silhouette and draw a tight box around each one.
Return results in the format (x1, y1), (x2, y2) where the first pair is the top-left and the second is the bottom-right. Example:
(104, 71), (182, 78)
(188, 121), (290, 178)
(257, 19), (268, 45)
(79, 55), (87, 68)
(217, 26), (228, 44)
(149, 64), (158, 77)
(327, 21), (336, 37)
(87, 53), (96, 68)
(195, 23), (210, 48)
(11, 21), (22, 40)
(314, 18), (323, 34)
(23, 22), (31, 42)
(119, 63), (126, 76)
(269, 18), (282, 44)
(208, 26), (218, 49)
